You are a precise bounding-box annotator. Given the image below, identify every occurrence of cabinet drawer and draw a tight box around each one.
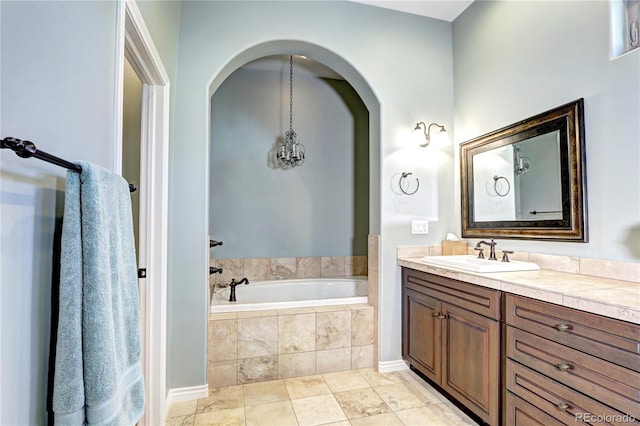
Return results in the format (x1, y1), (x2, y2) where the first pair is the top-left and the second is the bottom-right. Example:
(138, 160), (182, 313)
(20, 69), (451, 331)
(505, 294), (640, 372)
(505, 392), (566, 426)
(506, 326), (640, 418)
(402, 268), (501, 320)
(506, 359), (639, 425)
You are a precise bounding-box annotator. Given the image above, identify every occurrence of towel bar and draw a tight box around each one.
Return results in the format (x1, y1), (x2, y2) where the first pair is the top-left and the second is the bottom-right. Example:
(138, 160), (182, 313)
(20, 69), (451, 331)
(2, 137), (137, 192)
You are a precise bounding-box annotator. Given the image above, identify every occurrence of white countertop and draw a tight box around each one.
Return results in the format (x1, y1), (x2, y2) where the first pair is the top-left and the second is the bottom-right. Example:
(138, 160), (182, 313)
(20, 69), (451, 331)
(398, 257), (640, 325)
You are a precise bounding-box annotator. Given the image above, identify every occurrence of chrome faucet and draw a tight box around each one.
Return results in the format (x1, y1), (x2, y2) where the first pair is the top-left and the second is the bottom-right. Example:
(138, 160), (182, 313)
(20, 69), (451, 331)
(475, 239), (498, 260)
(228, 278), (249, 302)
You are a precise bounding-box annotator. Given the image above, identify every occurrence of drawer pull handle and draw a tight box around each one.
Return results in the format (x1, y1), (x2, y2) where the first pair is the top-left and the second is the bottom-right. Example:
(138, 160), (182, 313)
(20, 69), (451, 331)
(431, 312), (446, 319)
(556, 402), (570, 412)
(554, 323), (571, 332)
(555, 363), (572, 372)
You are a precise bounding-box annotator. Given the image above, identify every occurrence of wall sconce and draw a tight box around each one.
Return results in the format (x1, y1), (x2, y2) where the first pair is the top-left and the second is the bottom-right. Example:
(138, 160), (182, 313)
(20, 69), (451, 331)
(413, 122), (449, 148)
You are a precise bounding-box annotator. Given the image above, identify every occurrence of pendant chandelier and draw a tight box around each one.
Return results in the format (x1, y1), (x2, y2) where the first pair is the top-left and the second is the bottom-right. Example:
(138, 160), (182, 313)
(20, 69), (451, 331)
(276, 55), (305, 168)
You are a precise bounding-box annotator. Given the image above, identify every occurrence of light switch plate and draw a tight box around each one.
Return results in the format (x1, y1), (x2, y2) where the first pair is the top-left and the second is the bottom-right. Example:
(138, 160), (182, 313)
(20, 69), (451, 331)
(411, 220), (429, 234)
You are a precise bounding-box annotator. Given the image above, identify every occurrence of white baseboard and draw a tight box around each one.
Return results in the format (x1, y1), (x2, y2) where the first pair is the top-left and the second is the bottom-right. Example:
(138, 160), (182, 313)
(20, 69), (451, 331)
(378, 359), (409, 373)
(165, 384), (209, 413)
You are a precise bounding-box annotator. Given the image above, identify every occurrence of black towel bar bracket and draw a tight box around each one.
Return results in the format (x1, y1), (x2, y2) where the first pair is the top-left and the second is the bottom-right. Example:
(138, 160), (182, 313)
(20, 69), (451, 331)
(1, 137), (137, 192)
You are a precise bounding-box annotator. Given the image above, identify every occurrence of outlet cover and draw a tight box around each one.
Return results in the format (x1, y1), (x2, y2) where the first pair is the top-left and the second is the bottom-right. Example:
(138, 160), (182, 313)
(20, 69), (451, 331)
(411, 220), (429, 234)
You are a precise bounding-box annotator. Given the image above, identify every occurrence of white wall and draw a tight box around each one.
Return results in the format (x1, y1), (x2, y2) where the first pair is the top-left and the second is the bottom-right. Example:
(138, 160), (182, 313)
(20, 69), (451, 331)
(453, 0), (640, 261)
(210, 67), (369, 259)
(169, 1), (455, 389)
(0, 2), (119, 424)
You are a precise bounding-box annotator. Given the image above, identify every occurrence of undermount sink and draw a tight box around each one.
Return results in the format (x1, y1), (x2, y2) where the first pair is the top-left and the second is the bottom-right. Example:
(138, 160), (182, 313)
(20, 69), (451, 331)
(421, 255), (540, 273)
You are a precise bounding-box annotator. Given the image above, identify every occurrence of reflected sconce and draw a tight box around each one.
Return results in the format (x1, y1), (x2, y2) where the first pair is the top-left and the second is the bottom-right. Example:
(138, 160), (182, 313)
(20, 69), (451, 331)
(413, 122), (449, 148)
(513, 146), (531, 175)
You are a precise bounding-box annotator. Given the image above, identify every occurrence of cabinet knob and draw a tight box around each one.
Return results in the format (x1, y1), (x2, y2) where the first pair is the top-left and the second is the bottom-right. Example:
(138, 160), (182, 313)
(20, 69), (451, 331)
(431, 312), (446, 319)
(555, 402), (570, 412)
(554, 323), (571, 332)
(555, 363), (572, 372)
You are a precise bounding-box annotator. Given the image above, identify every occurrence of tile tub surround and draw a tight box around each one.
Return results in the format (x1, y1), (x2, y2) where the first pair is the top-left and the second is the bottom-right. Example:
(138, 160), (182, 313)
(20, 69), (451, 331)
(208, 304), (375, 388)
(210, 256), (368, 286)
(367, 234), (380, 371)
(165, 368), (476, 426)
(397, 255), (640, 324)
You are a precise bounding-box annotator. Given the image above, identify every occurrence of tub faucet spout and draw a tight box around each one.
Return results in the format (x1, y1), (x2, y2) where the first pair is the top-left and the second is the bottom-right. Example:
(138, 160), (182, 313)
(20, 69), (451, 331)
(229, 278), (249, 302)
(475, 238), (498, 260)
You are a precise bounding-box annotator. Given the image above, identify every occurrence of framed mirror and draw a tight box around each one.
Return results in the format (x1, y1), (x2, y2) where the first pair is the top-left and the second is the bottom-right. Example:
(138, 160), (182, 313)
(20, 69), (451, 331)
(460, 99), (587, 241)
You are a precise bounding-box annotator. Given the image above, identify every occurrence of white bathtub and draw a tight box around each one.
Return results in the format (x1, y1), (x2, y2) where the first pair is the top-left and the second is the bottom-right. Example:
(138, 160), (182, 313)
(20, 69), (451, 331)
(210, 276), (369, 313)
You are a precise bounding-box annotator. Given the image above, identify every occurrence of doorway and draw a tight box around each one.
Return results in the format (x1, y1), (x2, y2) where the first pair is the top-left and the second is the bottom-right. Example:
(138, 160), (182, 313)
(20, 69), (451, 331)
(116, 1), (170, 424)
(122, 58), (142, 261)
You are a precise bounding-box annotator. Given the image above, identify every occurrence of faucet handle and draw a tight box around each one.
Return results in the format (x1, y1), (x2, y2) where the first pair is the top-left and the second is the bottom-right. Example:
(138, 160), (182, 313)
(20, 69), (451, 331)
(474, 247), (485, 259)
(501, 250), (514, 262)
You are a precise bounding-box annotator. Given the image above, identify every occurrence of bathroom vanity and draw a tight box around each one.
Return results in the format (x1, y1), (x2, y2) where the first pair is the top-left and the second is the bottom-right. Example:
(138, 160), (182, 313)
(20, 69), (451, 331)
(399, 257), (639, 426)
(402, 268), (501, 425)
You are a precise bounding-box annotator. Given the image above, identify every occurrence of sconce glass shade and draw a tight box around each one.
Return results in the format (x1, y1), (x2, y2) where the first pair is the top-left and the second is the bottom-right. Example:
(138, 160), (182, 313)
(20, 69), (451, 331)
(413, 122), (449, 148)
(432, 126), (450, 147)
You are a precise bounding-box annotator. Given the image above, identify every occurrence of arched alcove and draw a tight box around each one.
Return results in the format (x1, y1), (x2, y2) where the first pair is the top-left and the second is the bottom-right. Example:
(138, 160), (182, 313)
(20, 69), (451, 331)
(209, 54), (369, 261)
(204, 41), (382, 382)
(206, 41), (381, 238)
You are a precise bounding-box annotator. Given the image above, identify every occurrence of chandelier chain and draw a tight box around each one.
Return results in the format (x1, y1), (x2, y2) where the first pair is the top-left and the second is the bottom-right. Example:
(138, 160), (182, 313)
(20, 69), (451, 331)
(289, 55), (293, 131)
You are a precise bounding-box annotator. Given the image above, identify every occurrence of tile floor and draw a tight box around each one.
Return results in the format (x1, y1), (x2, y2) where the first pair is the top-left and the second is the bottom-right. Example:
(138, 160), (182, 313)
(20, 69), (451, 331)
(165, 368), (477, 426)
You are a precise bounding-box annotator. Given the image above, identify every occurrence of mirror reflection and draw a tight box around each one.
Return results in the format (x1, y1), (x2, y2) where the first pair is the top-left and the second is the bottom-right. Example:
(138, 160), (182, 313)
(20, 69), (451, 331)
(473, 131), (562, 222)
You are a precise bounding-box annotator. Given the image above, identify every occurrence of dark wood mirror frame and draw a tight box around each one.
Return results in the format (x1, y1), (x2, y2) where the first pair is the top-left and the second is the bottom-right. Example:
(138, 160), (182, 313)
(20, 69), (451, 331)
(460, 99), (588, 242)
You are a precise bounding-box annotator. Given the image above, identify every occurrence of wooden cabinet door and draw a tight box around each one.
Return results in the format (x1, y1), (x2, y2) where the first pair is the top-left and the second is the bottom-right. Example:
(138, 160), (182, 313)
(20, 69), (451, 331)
(403, 288), (442, 384)
(442, 303), (500, 425)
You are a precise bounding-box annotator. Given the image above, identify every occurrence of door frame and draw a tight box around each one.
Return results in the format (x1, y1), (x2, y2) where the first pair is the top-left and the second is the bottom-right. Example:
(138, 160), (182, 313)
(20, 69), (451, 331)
(114, 1), (170, 424)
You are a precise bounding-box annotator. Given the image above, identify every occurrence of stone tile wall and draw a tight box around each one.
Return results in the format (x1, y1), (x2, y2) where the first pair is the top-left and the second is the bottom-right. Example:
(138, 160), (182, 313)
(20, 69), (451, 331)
(207, 304), (375, 388)
(210, 255), (368, 286)
(367, 235), (380, 369)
